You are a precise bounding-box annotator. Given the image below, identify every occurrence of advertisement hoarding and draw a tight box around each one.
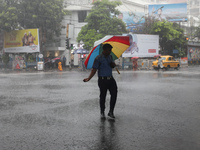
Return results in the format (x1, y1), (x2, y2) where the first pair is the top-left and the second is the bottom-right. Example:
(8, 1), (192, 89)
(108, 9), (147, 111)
(122, 34), (159, 58)
(188, 47), (200, 61)
(148, 3), (187, 22)
(156, 0), (187, 4)
(4, 29), (40, 53)
(118, 11), (145, 32)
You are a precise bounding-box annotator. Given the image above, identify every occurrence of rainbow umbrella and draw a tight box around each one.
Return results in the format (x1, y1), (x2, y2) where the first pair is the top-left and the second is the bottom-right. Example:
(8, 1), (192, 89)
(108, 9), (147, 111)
(84, 35), (130, 69)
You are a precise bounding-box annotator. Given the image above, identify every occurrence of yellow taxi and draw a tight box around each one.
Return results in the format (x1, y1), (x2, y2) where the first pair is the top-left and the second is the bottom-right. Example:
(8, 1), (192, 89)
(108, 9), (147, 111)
(152, 55), (180, 70)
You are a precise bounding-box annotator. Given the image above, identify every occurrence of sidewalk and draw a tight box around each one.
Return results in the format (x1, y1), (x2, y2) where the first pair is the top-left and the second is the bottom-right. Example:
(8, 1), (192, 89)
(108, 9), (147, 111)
(0, 67), (85, 74)
(0, 65), (200, 74)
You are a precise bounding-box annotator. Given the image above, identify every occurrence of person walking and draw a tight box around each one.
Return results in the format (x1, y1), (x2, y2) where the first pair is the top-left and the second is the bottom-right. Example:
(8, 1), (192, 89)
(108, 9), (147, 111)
(83, 44), (118, 119)
(157, 56), (163, 71)
(62, 56), (66, 68)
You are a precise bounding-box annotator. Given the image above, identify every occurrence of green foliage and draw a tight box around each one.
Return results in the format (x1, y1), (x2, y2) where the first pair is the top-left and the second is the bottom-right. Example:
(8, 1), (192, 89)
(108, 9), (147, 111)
(28, 54), (34, 62)
(133, 16), (156, 34)
(134, 18), (187, 57)
(0, 0), (67, 45)
(0, 0), (19, 31)
(77, 0), (127, 50)
(2, 53), (9, 65)
(194, 26), (200, 39)
(17, 0), (67, 41)
(150, 21), (187, 56)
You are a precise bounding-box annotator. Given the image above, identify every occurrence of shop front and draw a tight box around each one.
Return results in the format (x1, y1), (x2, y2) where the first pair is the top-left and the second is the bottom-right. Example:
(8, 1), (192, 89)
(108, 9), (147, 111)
(3, 29), (41, 70)
(188, 42), (200, 65)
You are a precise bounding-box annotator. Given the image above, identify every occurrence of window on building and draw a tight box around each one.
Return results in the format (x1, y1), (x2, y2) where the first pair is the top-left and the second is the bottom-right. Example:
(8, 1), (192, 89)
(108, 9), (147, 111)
(78, 11), (87, 23)
(190, 8), (199, 15)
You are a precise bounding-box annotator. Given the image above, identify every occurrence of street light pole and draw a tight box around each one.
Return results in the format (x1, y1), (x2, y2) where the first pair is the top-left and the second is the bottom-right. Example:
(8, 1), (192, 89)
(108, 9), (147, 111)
(66, 24), (72, 70)
(80, 40), (84, 71)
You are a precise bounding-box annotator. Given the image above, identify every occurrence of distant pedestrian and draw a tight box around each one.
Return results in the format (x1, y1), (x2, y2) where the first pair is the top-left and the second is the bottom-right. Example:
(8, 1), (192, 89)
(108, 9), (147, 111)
(47, 54), (53, 69)
(158, 56), (163, 71)
(83, 43), (118, 120)
(58, 61), (63, 71)
(132, 59), (138, 71)
(49, 54), (54, 69)
(63, 56), (66, 67)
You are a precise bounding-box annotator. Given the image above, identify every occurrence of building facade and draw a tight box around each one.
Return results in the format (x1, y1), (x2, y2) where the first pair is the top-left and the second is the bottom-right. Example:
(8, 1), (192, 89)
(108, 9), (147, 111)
(44, 0), (148, 65)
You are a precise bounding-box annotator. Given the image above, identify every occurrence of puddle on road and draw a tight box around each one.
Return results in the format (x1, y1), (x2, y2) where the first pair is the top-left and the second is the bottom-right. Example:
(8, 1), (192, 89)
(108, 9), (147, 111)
(152, 73), (177, 78)
(43, 84), (64, 90)
(151, 71), (200, 79)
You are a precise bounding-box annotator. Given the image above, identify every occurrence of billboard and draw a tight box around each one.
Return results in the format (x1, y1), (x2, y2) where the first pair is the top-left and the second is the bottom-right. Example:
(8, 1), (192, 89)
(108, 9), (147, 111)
(122, 34), (159, 58)
(156, 0), (187, 4)
(188, 47), (200, 61)
(148, 3), (187, 22)
(4, 29), (40, 53)
(118, 11), (145, 32)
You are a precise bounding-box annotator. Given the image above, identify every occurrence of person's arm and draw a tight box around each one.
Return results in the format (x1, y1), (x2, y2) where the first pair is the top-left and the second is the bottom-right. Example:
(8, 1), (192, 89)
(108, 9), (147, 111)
(110, 62), (116, 68)
(83, 68), (97, 82)
(110, 55), (116, 68)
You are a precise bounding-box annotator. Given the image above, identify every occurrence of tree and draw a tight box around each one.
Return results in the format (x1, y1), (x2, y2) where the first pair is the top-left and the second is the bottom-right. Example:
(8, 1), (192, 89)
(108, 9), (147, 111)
(17, 0), (67, 45)
(2, 53), (9, 67)
(77, 0), (127, 50)
(150, 21), (187, 57)
(194, 26), (200, 40)
(0, 0), (68, 54)
(0, 0), (19, 32)
(133, 16), (157, 34)
(133, 17), (188, 57)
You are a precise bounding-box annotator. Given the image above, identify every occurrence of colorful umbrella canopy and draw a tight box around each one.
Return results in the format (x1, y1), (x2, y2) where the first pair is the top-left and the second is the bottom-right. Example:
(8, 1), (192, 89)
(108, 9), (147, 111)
(154, 54), (161, 58)
(84, 35), (130, 69)
(53, 57), (61, 61)
(131, 57), (139, 59)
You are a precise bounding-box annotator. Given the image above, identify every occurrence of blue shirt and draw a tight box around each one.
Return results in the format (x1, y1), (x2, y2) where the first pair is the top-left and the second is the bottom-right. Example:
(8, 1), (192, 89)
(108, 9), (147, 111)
(93, 54), (113, 77)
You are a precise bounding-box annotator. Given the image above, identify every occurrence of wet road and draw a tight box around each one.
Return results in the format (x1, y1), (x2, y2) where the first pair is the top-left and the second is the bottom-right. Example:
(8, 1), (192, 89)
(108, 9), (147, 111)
(0, 67), (200, 150)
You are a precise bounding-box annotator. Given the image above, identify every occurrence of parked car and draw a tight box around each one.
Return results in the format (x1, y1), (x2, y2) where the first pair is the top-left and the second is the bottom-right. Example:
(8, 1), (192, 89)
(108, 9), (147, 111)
(152, 55), (180, 70)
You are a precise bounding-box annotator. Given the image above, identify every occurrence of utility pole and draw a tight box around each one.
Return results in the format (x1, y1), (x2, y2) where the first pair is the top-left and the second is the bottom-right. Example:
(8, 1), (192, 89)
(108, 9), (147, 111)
(66, 24), (71, 69)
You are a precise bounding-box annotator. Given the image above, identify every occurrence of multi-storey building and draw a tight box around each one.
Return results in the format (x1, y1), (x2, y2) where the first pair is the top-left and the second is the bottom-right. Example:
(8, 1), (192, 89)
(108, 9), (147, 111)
(141, 0), (186, 4)
(188, 0), (200, 27)
(189, 0), (200, 17)
(44, 0), (94, 65)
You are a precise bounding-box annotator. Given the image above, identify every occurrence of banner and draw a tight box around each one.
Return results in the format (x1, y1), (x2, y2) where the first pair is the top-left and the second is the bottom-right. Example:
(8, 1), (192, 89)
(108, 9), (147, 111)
(118, 11), (145, 32)
(188, 47), (200, 61)
(155, 0), (187, 3)
(4, 29), (40, 53)
(122, 34), (159, 58)
(148, 3), (187, 22)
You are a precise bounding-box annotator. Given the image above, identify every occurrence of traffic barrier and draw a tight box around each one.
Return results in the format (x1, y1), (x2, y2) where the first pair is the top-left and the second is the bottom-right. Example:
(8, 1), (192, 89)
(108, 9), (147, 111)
(148, 60), (154, 70)
(141, 59), (149, 70)
(180, 58), (188, 67)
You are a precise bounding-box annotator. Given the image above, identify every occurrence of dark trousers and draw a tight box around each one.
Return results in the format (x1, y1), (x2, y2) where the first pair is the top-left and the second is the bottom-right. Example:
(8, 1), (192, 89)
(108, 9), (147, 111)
(98, 77), (118, 113)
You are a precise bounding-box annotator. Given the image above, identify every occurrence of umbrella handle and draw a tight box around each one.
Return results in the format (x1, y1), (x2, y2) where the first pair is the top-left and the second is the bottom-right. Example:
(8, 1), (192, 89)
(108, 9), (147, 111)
(116, 68), (120, 74)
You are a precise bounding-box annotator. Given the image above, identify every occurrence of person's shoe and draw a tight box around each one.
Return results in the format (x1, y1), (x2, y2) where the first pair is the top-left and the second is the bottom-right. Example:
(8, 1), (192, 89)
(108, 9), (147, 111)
(100, 112), (106, 119)
(108, 112), (115, 119)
